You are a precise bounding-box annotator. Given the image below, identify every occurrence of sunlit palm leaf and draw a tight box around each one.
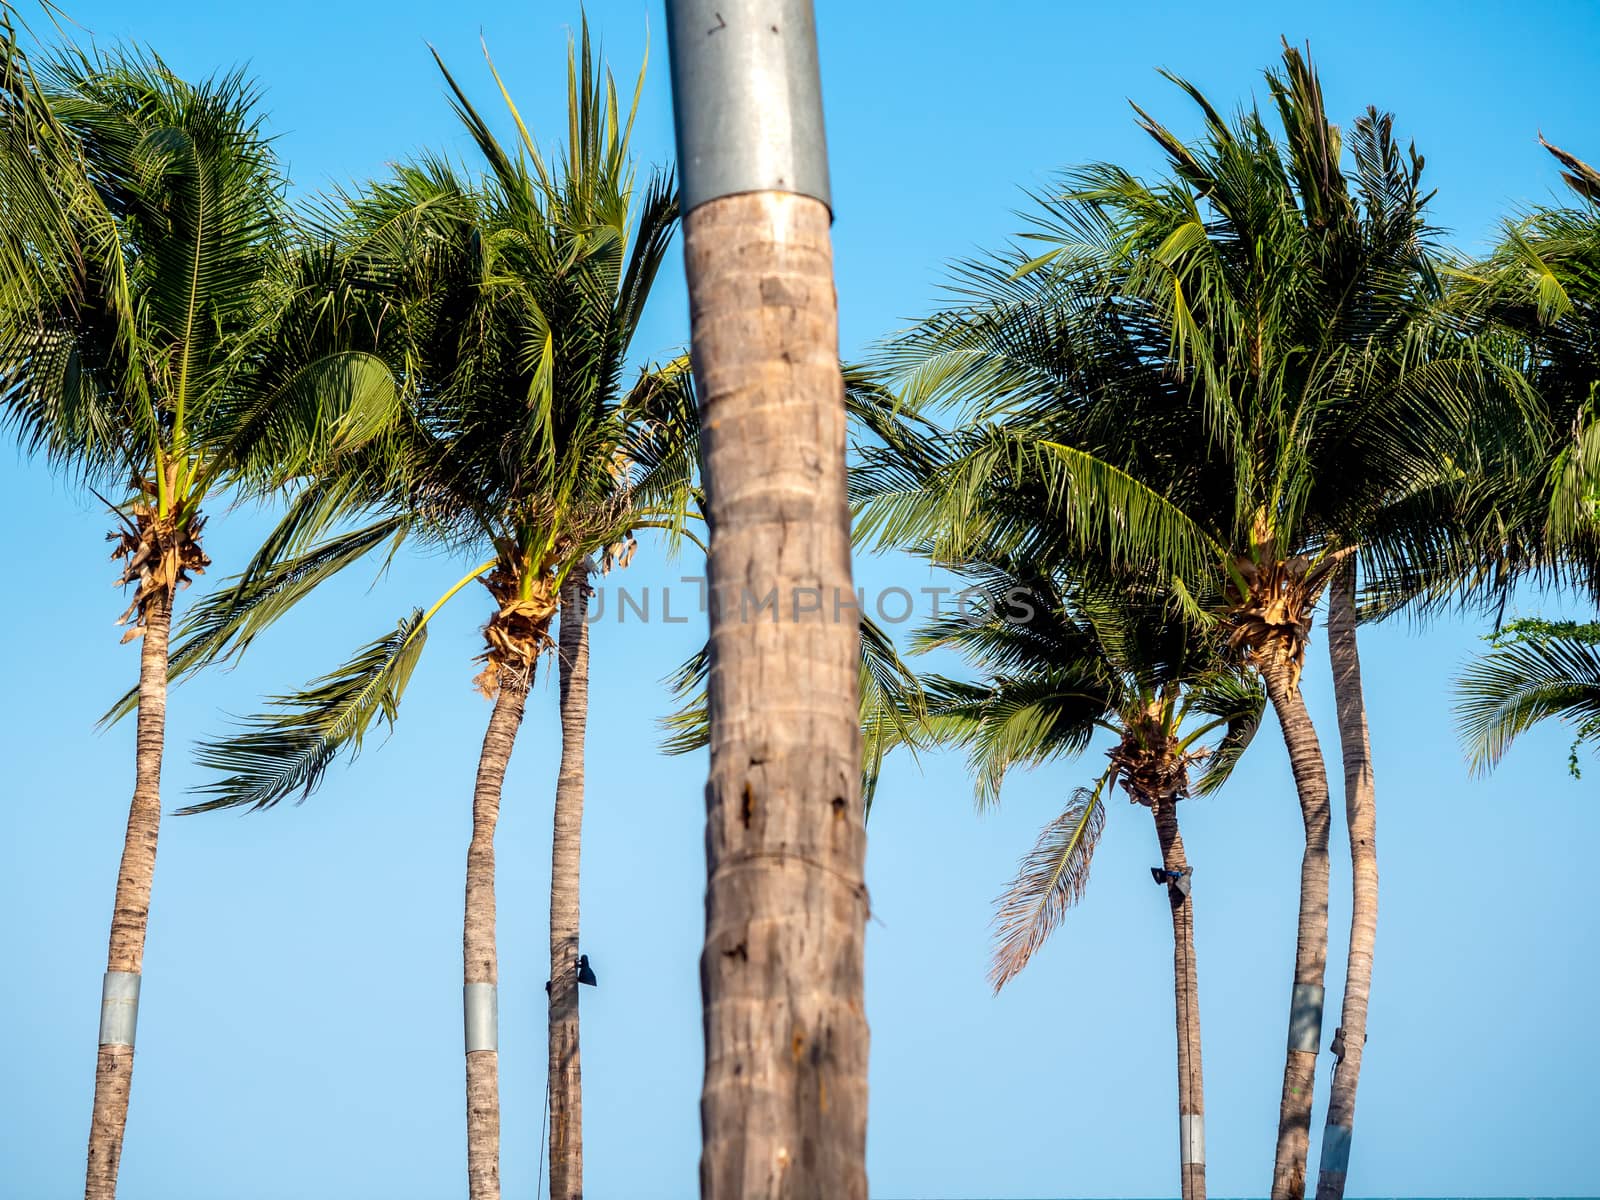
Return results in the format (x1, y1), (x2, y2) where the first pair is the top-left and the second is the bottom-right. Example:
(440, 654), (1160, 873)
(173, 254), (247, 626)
(184, 610), (428, 813)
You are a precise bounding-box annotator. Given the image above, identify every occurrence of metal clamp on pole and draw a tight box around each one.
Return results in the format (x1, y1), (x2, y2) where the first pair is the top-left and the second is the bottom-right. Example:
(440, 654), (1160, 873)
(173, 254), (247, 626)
(463, 983), (498, 1054)
(98, 971), (141, 1048)
(1179, 1113), (1205, 1167)
(1288, 982), (1325, 1053)
(1319, 1123), (1353, 1176)
(665, 0), (833, 216)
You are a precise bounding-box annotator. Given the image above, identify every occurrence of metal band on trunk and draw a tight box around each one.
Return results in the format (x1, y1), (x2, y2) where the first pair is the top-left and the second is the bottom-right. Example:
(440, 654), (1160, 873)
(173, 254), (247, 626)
(1288, 982), (1325, 1053)
(1319, 1123), (1353, 1175)
(665, 0), (832, 215)
(98, 971), (141, 1048)
(463, 983), (498, 1054)
(1179, 1113), (1205, 1166)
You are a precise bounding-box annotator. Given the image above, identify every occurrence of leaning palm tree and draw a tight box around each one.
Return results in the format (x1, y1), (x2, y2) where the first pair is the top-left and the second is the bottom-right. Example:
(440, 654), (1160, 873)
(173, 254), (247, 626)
(169, 32), (684, 1200)
(855, 45), (1459, 1198)
(919, 565), (1262, 1200)
(0, 38), (397, 1200)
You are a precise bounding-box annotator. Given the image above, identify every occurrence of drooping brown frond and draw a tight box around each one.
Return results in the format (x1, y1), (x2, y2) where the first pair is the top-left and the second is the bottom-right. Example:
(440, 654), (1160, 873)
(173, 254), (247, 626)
(989, 783), (1108, 992)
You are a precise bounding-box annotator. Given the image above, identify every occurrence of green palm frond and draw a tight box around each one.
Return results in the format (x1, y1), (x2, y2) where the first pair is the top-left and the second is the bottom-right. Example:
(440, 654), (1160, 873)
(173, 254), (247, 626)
(2, 38), (403, 524)
(859, 614), (927, 813)
(657, 641), (711, 758)
(854, 421), (1227, 603)
(203, 351), (400, 492)
(184, 610), (429, 813)
(989, 779), (1108, 991)
(1456, 624), (1600, 776)
(920, 668), (1113, 809)
(621, 353), (702, 554)
(1185, 669), (1268, 795)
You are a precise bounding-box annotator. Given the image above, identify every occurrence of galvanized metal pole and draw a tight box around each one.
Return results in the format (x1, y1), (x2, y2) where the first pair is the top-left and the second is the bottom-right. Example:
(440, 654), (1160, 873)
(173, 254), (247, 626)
(666, 5), (868, 1198)
(667, 0), (832, 214)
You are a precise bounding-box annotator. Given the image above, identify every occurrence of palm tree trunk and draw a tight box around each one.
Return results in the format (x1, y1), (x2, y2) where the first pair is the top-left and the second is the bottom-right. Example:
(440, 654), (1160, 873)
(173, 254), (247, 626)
(1262, 658), (1332, 1200)
(465, 678), (528, 1200)
(1153, 799), (1206, 1200)
(683, 191), (869, 1199)
(1316, 561), (1377, 1200)
(84, 591), (172, 1200)
(548, 571), (590, 1200)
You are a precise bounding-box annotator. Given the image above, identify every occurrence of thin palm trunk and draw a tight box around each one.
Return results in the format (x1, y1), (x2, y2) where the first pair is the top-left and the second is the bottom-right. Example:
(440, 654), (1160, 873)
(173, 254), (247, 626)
(1262, 659), (1332, 1200)
(465, 679), (528, 1200)
(684, 191), (869, 1199)
(1153, 799), (1205, 1200)
(548, 571), (590, 1200)
(1316, 562), (1377, 1200)
(84, 591), (172, 1200)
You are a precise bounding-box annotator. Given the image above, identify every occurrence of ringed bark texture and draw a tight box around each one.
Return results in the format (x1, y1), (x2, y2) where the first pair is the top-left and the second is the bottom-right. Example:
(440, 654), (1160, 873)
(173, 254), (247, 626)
(1153, 800), (1206, 1200)
(465, 679), (528, 1200)
(84, 591), (172, 1200)
(1263, 658), (1332, 1200)
(548, 573), (591, 1200)
(684, 191), (869, 1200)
(1316, 561), (1377, 1200)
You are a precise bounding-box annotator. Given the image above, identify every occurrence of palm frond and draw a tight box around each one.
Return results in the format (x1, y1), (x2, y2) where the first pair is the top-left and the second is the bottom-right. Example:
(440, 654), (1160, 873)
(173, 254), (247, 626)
(183, 610), (428, 813)
(1456, 627), (1600, 775)
(1186, 669), (1268, 794)
(989, 780), (1108, 991)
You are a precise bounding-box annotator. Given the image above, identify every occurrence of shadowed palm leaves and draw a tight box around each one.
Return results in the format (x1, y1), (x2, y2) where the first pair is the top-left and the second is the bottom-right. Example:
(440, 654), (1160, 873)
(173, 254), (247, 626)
(1460, 619), (1600, 777)
(856, 44), (1457, 1199)
(0, 33), (397, 1200)
(1452, 143), (1600, 777)
(166, 28), (688, 1200)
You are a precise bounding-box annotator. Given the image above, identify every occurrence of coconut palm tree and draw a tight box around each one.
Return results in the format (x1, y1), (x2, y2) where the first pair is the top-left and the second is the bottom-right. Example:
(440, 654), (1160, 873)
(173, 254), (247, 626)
(0, 35), (398, 1199)
(921, 564), (1262, 1200)
(165, 32), (686, 1200)
(854, 46), (1459, 1197)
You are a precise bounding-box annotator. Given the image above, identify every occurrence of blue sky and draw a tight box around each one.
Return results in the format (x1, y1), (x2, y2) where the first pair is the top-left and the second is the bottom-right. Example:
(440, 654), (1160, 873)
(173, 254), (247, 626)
(2, 2), (1598, 1198)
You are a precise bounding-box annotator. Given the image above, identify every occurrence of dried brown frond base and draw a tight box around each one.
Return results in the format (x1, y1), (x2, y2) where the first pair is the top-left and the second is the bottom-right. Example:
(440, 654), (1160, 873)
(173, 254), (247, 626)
(472, 562), (559, 698)
(108, 490), (209, 642)
(1109, 709), (1204, 807)
(1226, 554), (1315, 688)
